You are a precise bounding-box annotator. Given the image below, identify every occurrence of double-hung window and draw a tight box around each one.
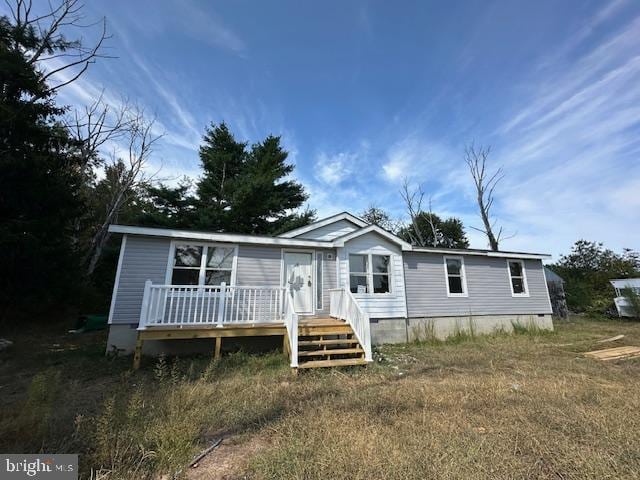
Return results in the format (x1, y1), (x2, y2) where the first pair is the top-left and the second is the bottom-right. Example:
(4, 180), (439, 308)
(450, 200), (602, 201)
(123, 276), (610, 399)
(170, 243), (235, 286)
(507, 259), (529, 296)
(349, 253), (391, 294)
(444, 256), (467, 297)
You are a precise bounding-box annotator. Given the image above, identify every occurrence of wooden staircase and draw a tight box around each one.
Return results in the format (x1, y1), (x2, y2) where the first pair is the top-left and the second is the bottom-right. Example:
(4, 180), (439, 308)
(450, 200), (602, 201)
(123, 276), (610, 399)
(295, 318), (368, 369)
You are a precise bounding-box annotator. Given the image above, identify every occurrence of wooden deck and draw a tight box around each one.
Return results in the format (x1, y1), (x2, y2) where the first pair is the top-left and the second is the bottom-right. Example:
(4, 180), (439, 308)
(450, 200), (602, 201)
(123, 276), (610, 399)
(132, 317), (366, 370)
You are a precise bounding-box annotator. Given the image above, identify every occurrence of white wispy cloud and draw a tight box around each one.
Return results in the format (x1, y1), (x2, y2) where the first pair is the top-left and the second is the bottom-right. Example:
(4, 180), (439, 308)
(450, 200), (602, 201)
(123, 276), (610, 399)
(315, 152), (355, 184)
(487, 13), (640, 256)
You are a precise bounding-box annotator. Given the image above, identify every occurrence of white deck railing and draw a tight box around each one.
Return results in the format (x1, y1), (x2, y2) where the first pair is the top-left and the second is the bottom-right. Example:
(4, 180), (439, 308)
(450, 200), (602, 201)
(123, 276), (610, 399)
(139, 281), (287, 329)
(283, 292), (299, 367)
(329, 288), (372, 362)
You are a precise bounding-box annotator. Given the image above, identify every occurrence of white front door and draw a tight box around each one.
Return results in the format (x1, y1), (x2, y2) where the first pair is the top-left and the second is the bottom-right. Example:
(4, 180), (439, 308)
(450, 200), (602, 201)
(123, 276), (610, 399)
(283, 252), (313, 314)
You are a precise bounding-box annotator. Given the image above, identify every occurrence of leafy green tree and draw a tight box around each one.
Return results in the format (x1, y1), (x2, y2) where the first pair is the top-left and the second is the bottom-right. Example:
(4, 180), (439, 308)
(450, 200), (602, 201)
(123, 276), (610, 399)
(360, 206), (399, 232)
(194, 123), (311, 234)
(0, 14), (85, 315)
(549, 240), (639, 313)
(398, 212), (469, 248)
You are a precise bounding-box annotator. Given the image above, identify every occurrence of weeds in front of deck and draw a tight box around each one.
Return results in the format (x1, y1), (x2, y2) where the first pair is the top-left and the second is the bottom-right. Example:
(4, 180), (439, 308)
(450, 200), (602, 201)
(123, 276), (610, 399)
(2, 318), (640, 479)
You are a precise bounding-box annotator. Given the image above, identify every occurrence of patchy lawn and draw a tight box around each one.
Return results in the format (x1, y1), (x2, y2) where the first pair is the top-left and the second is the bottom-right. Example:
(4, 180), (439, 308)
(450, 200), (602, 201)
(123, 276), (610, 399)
(1, 317), (640, 479)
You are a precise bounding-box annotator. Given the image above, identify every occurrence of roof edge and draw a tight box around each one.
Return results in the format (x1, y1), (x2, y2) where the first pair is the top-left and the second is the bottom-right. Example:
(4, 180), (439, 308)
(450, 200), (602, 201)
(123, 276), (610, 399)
(410, 246), (551, 259)
(332, 224), (413, 251)
(108, 224), (335, 248)
(278, 211), (368, 238)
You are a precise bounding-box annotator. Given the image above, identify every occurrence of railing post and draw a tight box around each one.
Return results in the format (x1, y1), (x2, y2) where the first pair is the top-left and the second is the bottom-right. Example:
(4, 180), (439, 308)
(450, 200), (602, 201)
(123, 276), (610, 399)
(290, 312), (298, 368)
(216, 282), (226, 327)
(362, 312), (372, 361)
(139, 280), (152, 330)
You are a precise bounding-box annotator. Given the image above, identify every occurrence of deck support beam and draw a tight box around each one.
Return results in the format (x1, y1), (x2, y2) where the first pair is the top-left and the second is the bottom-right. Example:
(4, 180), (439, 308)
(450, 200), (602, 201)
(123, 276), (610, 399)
(133, 334), (143, 370)
(214, 337), (222, 360)
(283, 332), (289, 357)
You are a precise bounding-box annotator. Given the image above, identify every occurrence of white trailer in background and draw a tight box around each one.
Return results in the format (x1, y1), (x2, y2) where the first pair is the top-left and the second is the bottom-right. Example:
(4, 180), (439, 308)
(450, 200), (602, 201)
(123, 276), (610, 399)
(610, 279), (640, 317)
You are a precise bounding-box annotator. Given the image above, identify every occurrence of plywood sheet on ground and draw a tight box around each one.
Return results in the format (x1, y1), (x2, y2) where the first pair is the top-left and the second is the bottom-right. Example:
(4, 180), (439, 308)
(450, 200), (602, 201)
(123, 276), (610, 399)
(584, 346), (640, 361)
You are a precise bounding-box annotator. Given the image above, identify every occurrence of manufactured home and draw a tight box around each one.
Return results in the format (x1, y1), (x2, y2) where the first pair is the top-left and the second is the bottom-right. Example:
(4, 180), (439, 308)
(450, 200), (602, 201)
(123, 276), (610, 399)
(107, 212), (553, 369)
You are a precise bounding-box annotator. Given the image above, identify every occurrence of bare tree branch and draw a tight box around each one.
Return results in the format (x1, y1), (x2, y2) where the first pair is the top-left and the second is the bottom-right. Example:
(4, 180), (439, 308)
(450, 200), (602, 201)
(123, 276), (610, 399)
(64, 92), (132, 168)
(84, 108), (164, 276)
(6, 0), (113, 101)
(464, 143), (512, 251)
(401, 178), (435, 247)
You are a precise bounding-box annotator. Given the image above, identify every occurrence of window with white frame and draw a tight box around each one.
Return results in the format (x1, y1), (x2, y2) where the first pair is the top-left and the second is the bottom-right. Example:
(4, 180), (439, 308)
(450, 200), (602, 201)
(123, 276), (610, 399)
(444, 256), (467, 296)
(348, 253), (391, 294)
(170, 243), (235, 286)
(507, 259), (528, 296)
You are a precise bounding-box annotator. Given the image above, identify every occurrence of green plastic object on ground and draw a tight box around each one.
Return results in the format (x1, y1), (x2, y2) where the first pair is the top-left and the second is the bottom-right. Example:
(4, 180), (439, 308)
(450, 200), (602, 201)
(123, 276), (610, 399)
(81, 314), (108, 332)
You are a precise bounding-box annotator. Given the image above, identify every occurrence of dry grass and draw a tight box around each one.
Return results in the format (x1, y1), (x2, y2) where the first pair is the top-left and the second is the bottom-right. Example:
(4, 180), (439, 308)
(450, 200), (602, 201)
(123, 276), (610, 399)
(1, 316), (640, 479)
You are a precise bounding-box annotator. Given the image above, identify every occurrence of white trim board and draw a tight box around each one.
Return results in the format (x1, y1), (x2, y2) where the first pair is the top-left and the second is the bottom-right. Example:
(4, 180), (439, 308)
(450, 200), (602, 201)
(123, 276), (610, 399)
(109, 225), (333, 248)
(107, 234), (127, 325)
(333, 224), (413, 251)
(278, 212), (368, 238)
(409, 248), (551, 260)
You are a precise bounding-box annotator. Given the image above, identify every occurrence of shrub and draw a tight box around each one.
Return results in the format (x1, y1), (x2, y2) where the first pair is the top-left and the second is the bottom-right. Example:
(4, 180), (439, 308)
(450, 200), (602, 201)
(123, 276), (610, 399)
(621, 287), (640, 319)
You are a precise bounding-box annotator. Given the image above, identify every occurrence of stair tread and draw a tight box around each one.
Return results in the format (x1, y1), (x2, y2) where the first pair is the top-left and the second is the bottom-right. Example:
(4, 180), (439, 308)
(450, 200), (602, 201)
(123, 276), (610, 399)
(298, 348), (363, 357)
(298, 338), (359, 346)
(298, 358), (368, 369)
(298, 327), (353, 334)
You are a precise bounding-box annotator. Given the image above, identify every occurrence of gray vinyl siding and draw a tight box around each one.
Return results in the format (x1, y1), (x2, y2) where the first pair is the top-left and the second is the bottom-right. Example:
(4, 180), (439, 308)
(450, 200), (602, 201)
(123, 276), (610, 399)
(110, 235), (171, 324)
(236, 245), (282, 286)
(232, 245), (337, 314)
(110, 236), (340, 325)
(296, 219), (358, 241)
(404, 252), (551, 317)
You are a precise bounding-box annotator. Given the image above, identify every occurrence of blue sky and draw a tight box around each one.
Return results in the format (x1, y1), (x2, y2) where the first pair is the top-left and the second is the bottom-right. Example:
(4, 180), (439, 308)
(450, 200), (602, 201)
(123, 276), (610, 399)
(8, 0), (640, 259)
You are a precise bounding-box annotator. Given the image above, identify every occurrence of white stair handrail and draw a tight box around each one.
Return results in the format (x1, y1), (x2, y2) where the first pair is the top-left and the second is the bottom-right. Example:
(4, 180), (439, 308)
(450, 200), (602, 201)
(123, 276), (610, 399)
(283, 290), (298, 367)
(329, 288), (372, 362)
